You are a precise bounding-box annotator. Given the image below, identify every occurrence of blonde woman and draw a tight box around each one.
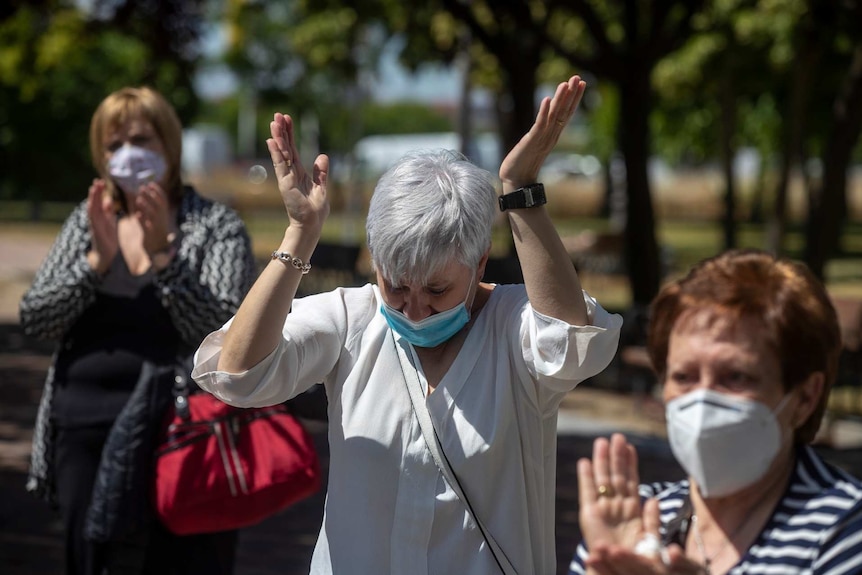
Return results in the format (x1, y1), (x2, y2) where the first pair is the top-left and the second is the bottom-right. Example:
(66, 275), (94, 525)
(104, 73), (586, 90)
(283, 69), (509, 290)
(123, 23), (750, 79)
(21, 86), (256, 575)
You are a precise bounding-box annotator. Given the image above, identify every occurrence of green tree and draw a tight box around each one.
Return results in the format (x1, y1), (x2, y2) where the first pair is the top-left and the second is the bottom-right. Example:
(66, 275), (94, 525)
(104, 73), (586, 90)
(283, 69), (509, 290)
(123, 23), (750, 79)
(653, 0), (802, 250)
(544, 0), (707, 305)
(0, 0), (204, 205)
(223, 0), (393, 158)
(297, 0), (706, 305)
(803, 0), (862, 278)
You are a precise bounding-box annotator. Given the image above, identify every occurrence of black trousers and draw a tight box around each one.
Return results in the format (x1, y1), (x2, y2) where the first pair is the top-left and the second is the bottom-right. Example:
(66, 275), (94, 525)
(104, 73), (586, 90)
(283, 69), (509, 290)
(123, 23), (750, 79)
(54, 425), (238, 575)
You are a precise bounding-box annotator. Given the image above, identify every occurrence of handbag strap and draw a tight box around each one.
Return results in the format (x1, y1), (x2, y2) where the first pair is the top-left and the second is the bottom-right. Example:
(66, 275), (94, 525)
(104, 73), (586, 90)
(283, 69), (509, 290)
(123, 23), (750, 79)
(393, 336), (518, 575)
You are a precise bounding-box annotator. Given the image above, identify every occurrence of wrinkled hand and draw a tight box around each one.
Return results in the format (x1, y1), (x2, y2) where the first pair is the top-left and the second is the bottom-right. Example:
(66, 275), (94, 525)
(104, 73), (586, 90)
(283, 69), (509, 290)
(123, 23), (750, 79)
(267, 113), (329, 230)
(499, 75), (586, 188)
(134, 182), (175, 255)
(86, 178), (118, 273)
(578, 434), (647, 551)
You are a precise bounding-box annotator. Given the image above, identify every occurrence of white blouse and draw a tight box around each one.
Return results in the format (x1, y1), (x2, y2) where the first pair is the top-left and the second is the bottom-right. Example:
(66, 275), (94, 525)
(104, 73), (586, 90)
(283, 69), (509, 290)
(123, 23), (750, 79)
(192, 283), (622, 575)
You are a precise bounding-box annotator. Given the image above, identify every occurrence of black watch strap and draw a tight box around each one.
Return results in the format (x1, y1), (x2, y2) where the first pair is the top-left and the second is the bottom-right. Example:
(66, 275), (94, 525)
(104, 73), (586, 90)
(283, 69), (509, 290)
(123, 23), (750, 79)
(498, 183), (547, 211)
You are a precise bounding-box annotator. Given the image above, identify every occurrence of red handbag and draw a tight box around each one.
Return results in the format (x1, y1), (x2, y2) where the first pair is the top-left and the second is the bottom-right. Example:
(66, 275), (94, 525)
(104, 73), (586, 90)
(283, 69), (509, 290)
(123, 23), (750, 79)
(153, 369), (321, 535)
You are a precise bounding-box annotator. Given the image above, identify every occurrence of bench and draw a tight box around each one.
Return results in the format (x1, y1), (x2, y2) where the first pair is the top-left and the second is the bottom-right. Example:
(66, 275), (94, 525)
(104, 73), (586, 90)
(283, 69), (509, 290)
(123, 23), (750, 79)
(561, 230), (675, 277)
(294, 242), (366, 297)
(825, 296), (862, 422)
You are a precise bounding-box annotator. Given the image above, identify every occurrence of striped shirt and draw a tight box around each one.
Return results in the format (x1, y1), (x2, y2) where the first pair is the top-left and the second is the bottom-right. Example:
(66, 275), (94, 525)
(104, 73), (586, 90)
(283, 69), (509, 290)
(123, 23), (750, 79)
(569, 445), (862, 574)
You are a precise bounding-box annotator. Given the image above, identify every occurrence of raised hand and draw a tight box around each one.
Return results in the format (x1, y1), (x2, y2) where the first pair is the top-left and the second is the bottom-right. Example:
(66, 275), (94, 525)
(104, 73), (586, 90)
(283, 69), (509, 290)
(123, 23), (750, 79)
(577, 433), (646, 551)
(499, 75), (586, 188)
(134, 181), (175, 255)
(578, 435), (710, 575)
(86, 178), (119, 274)
(267, 113), (330, 231)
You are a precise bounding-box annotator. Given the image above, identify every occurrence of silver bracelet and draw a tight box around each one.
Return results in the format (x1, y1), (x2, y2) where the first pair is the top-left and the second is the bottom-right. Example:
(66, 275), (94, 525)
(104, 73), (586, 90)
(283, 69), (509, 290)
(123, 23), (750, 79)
(271, 250), (312, 274)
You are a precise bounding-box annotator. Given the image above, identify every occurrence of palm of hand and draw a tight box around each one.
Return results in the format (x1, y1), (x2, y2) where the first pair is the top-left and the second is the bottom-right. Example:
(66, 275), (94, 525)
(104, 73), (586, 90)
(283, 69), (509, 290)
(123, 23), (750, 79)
(87, 181), (118, 260)
(578, 434), (655, 554)
(267, 113), (329, 229)
(279, 172), (329, 227)
(580, 492), (645, 550)
(499, 76), (586, 187)
(133, 184), (174, 254)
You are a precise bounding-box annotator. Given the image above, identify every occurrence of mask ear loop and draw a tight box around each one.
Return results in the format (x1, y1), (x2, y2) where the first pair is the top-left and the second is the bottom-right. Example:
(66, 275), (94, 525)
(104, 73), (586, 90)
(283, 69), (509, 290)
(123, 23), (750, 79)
(772, 391), (799, 447)
(464, 273), (478, 318)
(773, 391), (795, 416)
(104, 160), (129, 215)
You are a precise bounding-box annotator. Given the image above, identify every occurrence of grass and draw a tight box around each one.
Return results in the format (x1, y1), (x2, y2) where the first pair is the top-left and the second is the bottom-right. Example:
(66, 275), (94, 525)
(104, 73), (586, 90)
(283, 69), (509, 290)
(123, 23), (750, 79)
(0, 201), (78, 223)
(3, 197), (861, 305)
(244, 212), (369, 259)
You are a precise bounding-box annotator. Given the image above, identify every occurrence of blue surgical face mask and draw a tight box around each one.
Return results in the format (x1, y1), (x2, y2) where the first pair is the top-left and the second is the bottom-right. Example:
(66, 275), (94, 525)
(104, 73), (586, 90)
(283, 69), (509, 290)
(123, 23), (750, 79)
(380, 276), (475, 348)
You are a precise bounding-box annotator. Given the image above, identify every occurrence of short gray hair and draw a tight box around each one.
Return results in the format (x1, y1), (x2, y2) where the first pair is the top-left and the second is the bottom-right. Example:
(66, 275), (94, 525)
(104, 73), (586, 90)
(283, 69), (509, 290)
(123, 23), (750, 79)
(366, 149), (497, 285)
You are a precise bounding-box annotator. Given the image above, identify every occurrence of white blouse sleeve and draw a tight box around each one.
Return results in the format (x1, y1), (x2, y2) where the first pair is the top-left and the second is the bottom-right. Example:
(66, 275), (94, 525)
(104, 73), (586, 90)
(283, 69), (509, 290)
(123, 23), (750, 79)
(521, 290), (623, 393)
(191, 286), (372, 408)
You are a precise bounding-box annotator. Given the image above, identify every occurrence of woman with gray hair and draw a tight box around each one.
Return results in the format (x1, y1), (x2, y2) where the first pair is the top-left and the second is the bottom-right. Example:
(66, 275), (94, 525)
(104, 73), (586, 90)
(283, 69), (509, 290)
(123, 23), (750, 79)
(192, 75), (622, 574)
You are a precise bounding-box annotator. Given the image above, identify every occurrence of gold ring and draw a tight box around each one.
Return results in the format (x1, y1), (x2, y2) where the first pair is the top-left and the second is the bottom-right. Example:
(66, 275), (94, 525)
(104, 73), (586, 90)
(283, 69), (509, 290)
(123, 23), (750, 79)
(555, 120), (565, 127)
(597, 485), (613, 497)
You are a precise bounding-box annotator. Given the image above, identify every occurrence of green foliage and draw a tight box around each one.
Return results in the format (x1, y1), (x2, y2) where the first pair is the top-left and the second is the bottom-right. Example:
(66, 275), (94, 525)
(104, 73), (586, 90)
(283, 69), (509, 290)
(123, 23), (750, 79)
(194, 94), (242, 148)
(0, 1), (203, 203)
(650, 0), (862, 166)
(361, 102), (453, 136)
(582, 83), (618, 162)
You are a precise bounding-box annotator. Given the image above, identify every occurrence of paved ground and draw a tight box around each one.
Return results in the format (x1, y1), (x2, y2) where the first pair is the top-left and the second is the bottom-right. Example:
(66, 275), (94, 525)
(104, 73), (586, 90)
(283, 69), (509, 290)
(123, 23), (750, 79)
(2, 229), (861, 575)
(0, 321), (681, 575)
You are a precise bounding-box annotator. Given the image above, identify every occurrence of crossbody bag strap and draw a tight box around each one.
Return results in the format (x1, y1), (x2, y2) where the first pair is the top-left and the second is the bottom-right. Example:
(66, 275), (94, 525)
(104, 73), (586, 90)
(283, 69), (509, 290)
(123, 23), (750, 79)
(393, 336), (518, 575)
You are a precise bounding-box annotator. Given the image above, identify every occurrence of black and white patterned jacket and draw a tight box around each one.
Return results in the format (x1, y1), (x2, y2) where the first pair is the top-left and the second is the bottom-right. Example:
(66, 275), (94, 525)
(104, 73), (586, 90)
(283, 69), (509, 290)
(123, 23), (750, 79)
(20, 186), (257, 504)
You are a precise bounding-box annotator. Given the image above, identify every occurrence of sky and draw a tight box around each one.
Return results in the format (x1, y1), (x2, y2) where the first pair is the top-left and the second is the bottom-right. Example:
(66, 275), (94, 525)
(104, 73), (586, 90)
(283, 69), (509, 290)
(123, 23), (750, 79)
(193, 25), (466, 104)
(369, 37), (467, 104)
(69, 1), (472, 105)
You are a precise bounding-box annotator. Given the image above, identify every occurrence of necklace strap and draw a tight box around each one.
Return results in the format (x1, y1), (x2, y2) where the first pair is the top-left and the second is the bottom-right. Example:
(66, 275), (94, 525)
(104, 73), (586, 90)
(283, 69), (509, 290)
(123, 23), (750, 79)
(691, 514), (724, 574)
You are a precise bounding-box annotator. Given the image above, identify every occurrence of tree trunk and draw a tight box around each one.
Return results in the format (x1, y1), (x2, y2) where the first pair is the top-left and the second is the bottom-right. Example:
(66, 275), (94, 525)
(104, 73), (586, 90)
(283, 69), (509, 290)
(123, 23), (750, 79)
(498, 67), (538, 156)
(456, 29), (474, 159)
(766, 17), (823, 255)
(719, 60), (737, 250)
(493, 47), (541, 256)
(619, 73), (661, 306)
(804, 44), (862, 278)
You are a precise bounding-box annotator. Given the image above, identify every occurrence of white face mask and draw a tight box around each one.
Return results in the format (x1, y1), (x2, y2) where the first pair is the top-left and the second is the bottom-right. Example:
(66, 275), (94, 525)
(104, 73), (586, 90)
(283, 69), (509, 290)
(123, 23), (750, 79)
(107, 144), (167, 195)
(665, 388), (792, 498)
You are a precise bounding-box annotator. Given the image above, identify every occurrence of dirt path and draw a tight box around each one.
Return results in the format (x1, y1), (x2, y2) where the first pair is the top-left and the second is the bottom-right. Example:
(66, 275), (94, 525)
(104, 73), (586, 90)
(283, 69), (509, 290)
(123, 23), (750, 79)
(0, 226), (55, 323)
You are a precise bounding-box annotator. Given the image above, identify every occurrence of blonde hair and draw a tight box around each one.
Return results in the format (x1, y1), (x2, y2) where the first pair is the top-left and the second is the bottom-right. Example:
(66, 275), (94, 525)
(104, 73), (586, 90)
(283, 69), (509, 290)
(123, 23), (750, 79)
(89, 86), (184, 204)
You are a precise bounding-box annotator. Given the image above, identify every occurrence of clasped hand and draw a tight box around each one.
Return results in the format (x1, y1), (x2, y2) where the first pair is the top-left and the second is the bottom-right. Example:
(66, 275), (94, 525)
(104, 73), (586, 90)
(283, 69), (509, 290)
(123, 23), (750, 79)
(87, 178), (176, 274)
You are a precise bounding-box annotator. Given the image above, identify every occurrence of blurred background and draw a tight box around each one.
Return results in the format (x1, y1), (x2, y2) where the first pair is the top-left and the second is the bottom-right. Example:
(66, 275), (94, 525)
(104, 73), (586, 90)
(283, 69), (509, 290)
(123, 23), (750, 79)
(1, 2), (862, 573)
(1, 0), (861, 308)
